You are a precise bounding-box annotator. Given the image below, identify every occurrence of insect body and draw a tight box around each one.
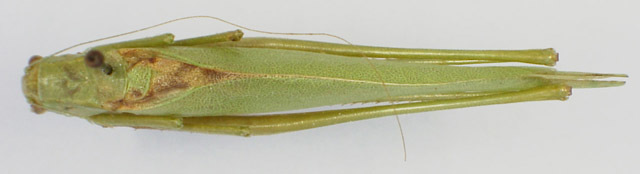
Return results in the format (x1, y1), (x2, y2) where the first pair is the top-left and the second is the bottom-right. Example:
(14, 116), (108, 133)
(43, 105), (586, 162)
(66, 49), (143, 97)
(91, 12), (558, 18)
(22, 30), (626, 136)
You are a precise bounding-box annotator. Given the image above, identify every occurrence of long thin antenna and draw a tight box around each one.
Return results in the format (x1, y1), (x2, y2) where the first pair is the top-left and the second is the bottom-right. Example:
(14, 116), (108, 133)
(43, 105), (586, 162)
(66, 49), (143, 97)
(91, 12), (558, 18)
(51, 15), (408, 161)
(51, 16), (353, 56)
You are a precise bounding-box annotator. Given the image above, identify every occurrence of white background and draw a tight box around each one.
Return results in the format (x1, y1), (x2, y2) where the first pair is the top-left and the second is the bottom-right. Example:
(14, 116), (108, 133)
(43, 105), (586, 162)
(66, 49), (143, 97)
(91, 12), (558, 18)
(1, 0), (638, 173)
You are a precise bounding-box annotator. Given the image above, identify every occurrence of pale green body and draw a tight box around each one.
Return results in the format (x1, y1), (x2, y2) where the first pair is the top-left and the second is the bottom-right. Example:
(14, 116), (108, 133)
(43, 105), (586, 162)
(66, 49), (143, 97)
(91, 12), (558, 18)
(129, 46), (552, 116)
(22, 30), (625, 136)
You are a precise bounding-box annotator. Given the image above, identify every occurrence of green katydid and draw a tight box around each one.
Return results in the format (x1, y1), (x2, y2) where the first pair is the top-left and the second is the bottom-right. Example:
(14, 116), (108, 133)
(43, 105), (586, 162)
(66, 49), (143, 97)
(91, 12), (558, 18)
(22, 22), (626, 137)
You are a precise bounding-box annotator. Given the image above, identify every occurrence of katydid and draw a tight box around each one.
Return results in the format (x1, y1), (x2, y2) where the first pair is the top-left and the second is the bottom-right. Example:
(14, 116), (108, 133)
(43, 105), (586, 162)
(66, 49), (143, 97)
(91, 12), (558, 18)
(22, 28), (626, 136)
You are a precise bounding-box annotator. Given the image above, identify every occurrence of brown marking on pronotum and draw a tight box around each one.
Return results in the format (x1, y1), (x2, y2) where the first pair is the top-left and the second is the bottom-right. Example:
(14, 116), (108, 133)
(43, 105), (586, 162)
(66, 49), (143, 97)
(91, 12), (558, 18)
(108, 55), (240, 111)
(118, 48), (158, 67)
(119, 48), (156, 59)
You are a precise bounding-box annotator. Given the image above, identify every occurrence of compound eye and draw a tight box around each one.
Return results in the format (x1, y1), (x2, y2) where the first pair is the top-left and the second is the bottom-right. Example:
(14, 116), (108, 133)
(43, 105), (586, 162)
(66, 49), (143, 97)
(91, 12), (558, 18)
(84, 50), (104, 68)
